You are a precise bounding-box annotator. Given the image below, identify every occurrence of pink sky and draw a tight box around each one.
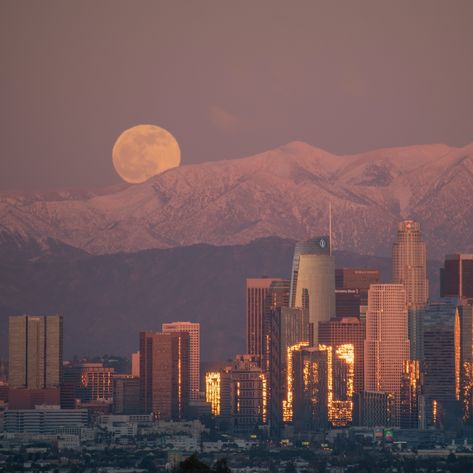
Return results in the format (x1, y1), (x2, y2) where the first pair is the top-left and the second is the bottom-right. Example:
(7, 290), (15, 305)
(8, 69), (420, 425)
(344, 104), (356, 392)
(1, 0), (472, 191)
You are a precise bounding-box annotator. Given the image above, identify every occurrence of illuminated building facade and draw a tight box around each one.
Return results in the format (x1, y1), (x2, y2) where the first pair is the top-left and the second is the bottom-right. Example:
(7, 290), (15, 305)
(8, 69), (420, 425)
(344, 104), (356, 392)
(400, 360), (421, 429)
(8, 315), (63, 389)
(292, 347), (329, 431)
(290, 236), (335, 344)
(139, 331), (190, 420)
(230, 355), (266, 434)
(335, 268), (380, 317)
(131, 351), (140, 377)
(364, 284), (410, 425)
(441, 254), (473, 300)
(457, 303), (473, 424)
(206, 372), (221, 416)
(162, 321), (200, 400)
(266, 306), (309, 435)
(319, 316), (365, 395)
(61, 363), (114, 408)
(247, 278), (286, 361)
(419, 299), (461, 428)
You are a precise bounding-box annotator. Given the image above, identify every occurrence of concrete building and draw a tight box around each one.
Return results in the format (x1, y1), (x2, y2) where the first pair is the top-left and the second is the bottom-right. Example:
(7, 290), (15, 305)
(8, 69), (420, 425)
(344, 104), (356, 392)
(4, 406), (88, 434)
(162, 321), (200, 401)
(8, 315), (63, 389)
(364, 284), (410, 425)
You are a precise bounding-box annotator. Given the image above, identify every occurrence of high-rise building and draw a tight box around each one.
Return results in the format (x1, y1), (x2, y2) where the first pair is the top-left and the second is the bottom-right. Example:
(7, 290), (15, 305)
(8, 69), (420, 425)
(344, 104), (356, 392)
(418, 298), (461, 428)
(290, 236), (335, 344)
(229, 354), (267, 434)
(246, 278), (286, 359)
(8, 315), (63, 389)
(162, 322), (200, 400)
(61, 363), (115, 408)
(392, 220), (429, 308)
(400, 360), (422, 429)
(292, 347), (329, 431)
(113, 375), (141, 414)
(441, 254), (473, 301)
(459, 303), (473, 424)
(392, 220), (429, 361)
(335, 268), (380, 317)
(266, 306), (309, 434)
(364, 284), (410, 425)
(139, 331), (190, 420)
(318, 316), (366, 395)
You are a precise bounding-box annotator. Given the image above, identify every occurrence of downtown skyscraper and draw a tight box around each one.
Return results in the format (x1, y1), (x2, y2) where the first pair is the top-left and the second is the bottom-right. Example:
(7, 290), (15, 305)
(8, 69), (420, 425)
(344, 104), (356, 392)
(392, 219), (429, 307)
(290, 236), (335, 345)
(392, 219), (429, 360)
(364, 284), (410, 425)
(246, 278), (286, 359)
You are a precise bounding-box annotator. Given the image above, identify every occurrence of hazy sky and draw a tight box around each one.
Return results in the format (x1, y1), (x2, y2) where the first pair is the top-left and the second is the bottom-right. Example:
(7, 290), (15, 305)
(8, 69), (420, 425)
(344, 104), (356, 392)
(1, 0), (473, 191)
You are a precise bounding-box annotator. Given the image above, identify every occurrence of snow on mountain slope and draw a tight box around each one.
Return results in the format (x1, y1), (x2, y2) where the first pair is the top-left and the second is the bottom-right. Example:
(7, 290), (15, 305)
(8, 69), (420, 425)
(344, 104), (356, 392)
(1, 141), (472, 258)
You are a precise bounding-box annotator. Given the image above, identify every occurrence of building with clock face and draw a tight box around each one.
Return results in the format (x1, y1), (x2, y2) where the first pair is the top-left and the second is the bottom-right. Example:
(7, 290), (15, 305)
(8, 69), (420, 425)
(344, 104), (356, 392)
(289, 236), (335, 344)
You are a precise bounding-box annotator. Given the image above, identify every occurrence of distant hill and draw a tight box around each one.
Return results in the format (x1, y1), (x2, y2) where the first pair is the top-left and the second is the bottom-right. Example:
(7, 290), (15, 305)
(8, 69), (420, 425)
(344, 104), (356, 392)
(0, 237), (440, 361)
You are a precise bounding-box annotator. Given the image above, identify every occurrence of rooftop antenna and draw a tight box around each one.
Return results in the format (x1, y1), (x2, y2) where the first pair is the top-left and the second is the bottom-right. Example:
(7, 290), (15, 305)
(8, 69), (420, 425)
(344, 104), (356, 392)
(329, 201), (332, 256)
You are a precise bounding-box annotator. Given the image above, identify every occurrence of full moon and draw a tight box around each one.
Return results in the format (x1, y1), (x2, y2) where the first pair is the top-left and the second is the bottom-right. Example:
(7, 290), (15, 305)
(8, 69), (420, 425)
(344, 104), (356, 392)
(112, 124), (181, 184)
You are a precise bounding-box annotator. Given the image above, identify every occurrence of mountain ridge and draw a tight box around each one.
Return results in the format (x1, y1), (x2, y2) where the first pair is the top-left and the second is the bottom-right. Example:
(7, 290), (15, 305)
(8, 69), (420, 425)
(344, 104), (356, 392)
(1, 140), (473, 258)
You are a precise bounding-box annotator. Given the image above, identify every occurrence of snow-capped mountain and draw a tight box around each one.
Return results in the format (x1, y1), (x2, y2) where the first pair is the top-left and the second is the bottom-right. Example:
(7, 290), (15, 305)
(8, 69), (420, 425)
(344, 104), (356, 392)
(1, 141), (473, 258)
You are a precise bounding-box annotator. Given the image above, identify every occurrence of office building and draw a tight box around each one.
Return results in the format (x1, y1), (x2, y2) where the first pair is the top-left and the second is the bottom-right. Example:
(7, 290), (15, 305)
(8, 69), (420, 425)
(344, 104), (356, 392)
(441, 254), (473, 301)
(292, 347), (329, 431)
(4, 406), (88, 434)
(400, 360), (422, 429)
(61, 363), (114, 409)
(364, 284), (410, 425)
(131, 352), (140, 378)
(319, 316), (366, 394)
(290, 236), (335, 344)
(8, 315), (63, 389)
(246, 278), (286, 359)
(230, 354), (267, 434)
(266, 306), (309, 434)
(335, 268), (380, 317)
(459, 303), (473, 424)
(419, 299), (461, 428)
(112, 375), (141, 415)
(139, 331), (190, 420)
(353, 391), (394, 427)
(162, 321), (200, 400)
(392, 219), (429, 307)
